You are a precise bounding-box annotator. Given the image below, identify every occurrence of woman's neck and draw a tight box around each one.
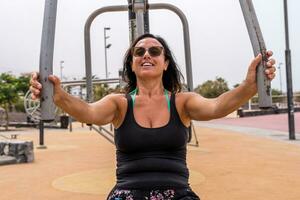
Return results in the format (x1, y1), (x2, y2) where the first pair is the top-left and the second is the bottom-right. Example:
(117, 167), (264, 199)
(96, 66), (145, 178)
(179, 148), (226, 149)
(136, 79), (165, 97)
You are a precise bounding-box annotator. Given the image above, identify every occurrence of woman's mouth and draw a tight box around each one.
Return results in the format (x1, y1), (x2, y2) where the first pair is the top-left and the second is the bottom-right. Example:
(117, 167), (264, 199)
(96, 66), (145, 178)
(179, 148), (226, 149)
(141, 62), (154, 68)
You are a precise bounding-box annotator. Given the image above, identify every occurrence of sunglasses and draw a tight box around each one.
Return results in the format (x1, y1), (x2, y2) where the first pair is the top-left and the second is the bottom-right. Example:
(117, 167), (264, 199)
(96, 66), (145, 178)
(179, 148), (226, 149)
(132, 46), (164, 57)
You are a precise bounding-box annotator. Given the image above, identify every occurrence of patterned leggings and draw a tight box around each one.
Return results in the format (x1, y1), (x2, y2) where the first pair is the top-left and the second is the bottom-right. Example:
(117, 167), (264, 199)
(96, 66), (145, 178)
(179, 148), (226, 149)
(107, 187), (200, 200)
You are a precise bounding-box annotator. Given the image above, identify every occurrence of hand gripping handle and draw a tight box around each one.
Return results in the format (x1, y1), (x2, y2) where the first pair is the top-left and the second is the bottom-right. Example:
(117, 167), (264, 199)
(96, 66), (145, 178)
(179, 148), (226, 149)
(39, 0), (58, 121)
(240, 0), (272, 108)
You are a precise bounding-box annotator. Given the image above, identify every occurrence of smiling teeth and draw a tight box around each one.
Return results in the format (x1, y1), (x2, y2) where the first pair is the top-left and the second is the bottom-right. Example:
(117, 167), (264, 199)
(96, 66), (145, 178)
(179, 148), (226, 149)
(142, 62), (153, 66)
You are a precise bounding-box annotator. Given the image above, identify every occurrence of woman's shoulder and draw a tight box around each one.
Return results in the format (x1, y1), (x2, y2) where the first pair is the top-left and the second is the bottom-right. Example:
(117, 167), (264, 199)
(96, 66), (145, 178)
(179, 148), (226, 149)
(106, 92), (127, 98)
(173, 92), (196, 126)
(175, 91), (198, 100)
(174, 91), (193, 107)
(175, 91), (203, 107)
(105, 93), (127, 101)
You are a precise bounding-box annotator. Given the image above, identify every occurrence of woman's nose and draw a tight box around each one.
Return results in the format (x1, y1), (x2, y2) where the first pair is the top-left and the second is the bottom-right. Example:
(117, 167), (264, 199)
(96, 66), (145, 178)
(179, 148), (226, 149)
(143, 50), (151, 58)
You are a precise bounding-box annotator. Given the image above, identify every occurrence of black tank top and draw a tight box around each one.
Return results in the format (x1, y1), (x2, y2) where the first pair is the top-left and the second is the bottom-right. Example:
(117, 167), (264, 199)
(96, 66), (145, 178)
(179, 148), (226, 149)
(114, 93), (190, 189)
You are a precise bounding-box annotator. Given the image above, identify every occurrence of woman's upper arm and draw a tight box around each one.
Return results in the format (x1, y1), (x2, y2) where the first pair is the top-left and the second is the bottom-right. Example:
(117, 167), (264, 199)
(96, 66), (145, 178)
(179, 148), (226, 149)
(89, 94), (122, 125)
(183, 92), (217, 121)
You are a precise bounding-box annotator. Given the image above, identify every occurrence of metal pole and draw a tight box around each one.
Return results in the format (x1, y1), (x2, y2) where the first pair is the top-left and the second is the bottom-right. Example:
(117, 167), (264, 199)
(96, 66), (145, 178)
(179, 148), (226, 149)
(37, 120), (47, 149)
(239, 0), (272, 108)
(39, 0), (58, 121)
(283, 0), (295, 140)
(128, 0), (150, 42)
(60, 60), (64, 80)
(133, 0), (146, 37)
(39, 121), (44, 145)
(84, 5), (128, 103)
(37, 0), (57, 149)
(144, 1), (150, 34)
(278, 62), (283, 93)
(69, 116), (73, 132)
(149, 3), (193, 90)
(104, 28), (108, 79)
(128, 0), (136, 43)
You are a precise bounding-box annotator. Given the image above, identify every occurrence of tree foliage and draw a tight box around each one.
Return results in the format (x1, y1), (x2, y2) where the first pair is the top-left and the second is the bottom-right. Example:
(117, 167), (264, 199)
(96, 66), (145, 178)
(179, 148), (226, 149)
(0, 73), (19, 109)
(194, 77), (229, 98)
(93, 83), (110, 101)
(16, 74), (30, 96)
(271, 88), (282, 96)
(0, 73), (30, 129)
(0, 73), (19, 129)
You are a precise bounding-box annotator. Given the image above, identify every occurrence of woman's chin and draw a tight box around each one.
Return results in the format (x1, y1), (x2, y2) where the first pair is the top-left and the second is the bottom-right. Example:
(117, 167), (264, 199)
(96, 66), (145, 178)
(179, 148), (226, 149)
(137, 71), (161, 79)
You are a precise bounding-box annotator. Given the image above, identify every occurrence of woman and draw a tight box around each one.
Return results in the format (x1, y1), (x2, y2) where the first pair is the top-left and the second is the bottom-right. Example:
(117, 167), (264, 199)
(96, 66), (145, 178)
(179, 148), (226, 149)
(30, 33), (276, 199)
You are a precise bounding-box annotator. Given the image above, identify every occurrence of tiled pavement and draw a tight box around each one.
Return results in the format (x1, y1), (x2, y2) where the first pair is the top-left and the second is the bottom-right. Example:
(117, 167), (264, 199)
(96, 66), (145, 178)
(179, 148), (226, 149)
(0, 118), (300, 200)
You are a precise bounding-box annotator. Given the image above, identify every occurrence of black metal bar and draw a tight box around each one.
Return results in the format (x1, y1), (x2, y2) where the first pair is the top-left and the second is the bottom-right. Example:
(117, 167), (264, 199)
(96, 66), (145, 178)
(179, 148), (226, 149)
(127, 0), (136, 43)
(99, 126), (114, 137)
(39, 120), (44, 145)
(128, 0), (150, 42)
(91, 125), (114, 144)
(284, 0), (295, 140)
(69, 116), (73, 132)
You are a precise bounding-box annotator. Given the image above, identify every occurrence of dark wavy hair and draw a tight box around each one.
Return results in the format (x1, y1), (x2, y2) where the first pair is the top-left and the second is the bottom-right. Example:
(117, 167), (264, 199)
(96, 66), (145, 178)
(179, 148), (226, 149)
(122, 33), (184, 93)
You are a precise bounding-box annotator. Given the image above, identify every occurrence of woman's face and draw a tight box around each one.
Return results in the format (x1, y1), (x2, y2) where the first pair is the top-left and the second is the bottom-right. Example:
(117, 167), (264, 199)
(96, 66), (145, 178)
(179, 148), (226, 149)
(131, 37), (169, 79)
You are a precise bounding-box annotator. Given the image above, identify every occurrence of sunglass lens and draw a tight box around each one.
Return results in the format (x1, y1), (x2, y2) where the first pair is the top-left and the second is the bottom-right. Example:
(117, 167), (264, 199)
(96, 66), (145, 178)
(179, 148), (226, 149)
(133, 47), (146, 57)
(132, 46), (163, 57)
(148, 47), (162, 57)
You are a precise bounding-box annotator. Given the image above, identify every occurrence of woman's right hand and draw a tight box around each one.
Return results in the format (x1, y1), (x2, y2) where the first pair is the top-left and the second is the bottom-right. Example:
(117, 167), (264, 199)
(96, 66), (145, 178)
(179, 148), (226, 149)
(29, 72), (42, 100)
(29, 72), (62, 101)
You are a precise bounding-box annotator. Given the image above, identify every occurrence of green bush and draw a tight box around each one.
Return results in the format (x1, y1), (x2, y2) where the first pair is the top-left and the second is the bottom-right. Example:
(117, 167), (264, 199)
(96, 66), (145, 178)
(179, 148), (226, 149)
(194, 77), (229, 98)
(14, 98), (26, 112)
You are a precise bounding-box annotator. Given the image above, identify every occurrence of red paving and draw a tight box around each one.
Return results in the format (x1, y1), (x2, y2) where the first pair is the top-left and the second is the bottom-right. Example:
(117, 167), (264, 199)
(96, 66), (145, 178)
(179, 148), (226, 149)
(210, 112), (300, 133)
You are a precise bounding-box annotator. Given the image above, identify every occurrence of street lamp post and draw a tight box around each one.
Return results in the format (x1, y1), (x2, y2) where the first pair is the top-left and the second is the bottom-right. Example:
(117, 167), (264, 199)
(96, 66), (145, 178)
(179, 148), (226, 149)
(278, 62), (283, 93)
(283, 0), (295, 140)
(104, 27), (112, 79)
(60, 60), (64, 80)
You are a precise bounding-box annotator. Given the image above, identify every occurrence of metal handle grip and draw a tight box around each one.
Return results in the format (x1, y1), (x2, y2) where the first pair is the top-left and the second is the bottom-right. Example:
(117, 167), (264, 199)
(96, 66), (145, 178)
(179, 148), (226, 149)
(39, 0), (58, 121)
(239, 0), (272, 108)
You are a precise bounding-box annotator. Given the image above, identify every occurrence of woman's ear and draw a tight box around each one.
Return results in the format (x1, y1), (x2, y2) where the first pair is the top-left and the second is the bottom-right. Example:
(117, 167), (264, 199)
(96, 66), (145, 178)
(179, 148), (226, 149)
(164, 60), (169, 71)
(130, 61), (135, 72)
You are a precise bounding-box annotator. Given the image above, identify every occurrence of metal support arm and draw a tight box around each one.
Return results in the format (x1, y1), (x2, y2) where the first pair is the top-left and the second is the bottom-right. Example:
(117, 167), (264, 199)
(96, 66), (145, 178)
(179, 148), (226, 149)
(239, 0), (272, 108)
(39, 0), (58, 121)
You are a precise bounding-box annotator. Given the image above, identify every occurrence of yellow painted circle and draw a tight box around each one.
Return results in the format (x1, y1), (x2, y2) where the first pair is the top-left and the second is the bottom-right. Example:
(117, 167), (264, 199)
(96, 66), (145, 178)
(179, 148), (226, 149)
(52, 168), (205, 195)
(189, 170), (206, 186)
(52, 168), (115, 195)
(188, 146), (211, 153)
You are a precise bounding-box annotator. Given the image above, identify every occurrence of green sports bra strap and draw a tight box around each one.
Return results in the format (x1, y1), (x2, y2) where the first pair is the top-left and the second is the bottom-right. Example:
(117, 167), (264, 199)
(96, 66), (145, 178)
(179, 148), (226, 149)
(130, 88), (138, 108)
(130, 88), (170, 112)
(164, 88), (171, 112)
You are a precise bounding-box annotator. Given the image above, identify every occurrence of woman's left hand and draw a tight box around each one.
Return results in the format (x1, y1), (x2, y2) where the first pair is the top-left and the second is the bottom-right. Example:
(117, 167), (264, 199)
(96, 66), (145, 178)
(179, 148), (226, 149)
(245, 50), (276, 88)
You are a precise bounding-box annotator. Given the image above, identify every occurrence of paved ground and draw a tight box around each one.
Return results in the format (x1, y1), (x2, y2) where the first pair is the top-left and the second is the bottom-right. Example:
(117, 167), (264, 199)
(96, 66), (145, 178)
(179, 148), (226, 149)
(196, 112), (300, 145)
(0, 116), (300, 200)
(208, 112), (300, 133)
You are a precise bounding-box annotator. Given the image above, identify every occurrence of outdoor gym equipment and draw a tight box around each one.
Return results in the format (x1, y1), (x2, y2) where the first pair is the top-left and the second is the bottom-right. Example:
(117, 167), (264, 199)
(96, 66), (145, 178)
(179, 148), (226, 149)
(32, 0), (198, 146)
(83, 0), (198, 146)
(37, 0), (273, 121)
(239, 0), (272, 108)
(24, 90), (42, 122)
(34, 0), (281, 145)
(39, 0), (58, 122)
(84, 1), (193, 103)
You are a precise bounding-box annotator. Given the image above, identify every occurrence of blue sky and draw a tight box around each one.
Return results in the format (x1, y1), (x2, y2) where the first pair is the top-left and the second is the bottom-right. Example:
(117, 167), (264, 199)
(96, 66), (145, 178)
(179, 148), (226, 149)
(0, 0), (299, 92)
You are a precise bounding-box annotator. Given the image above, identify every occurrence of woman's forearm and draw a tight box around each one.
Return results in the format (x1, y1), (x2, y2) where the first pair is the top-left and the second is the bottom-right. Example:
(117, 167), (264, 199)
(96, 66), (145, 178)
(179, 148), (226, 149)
(54, 88), (93, 123)
(214, 81), (257, 117)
